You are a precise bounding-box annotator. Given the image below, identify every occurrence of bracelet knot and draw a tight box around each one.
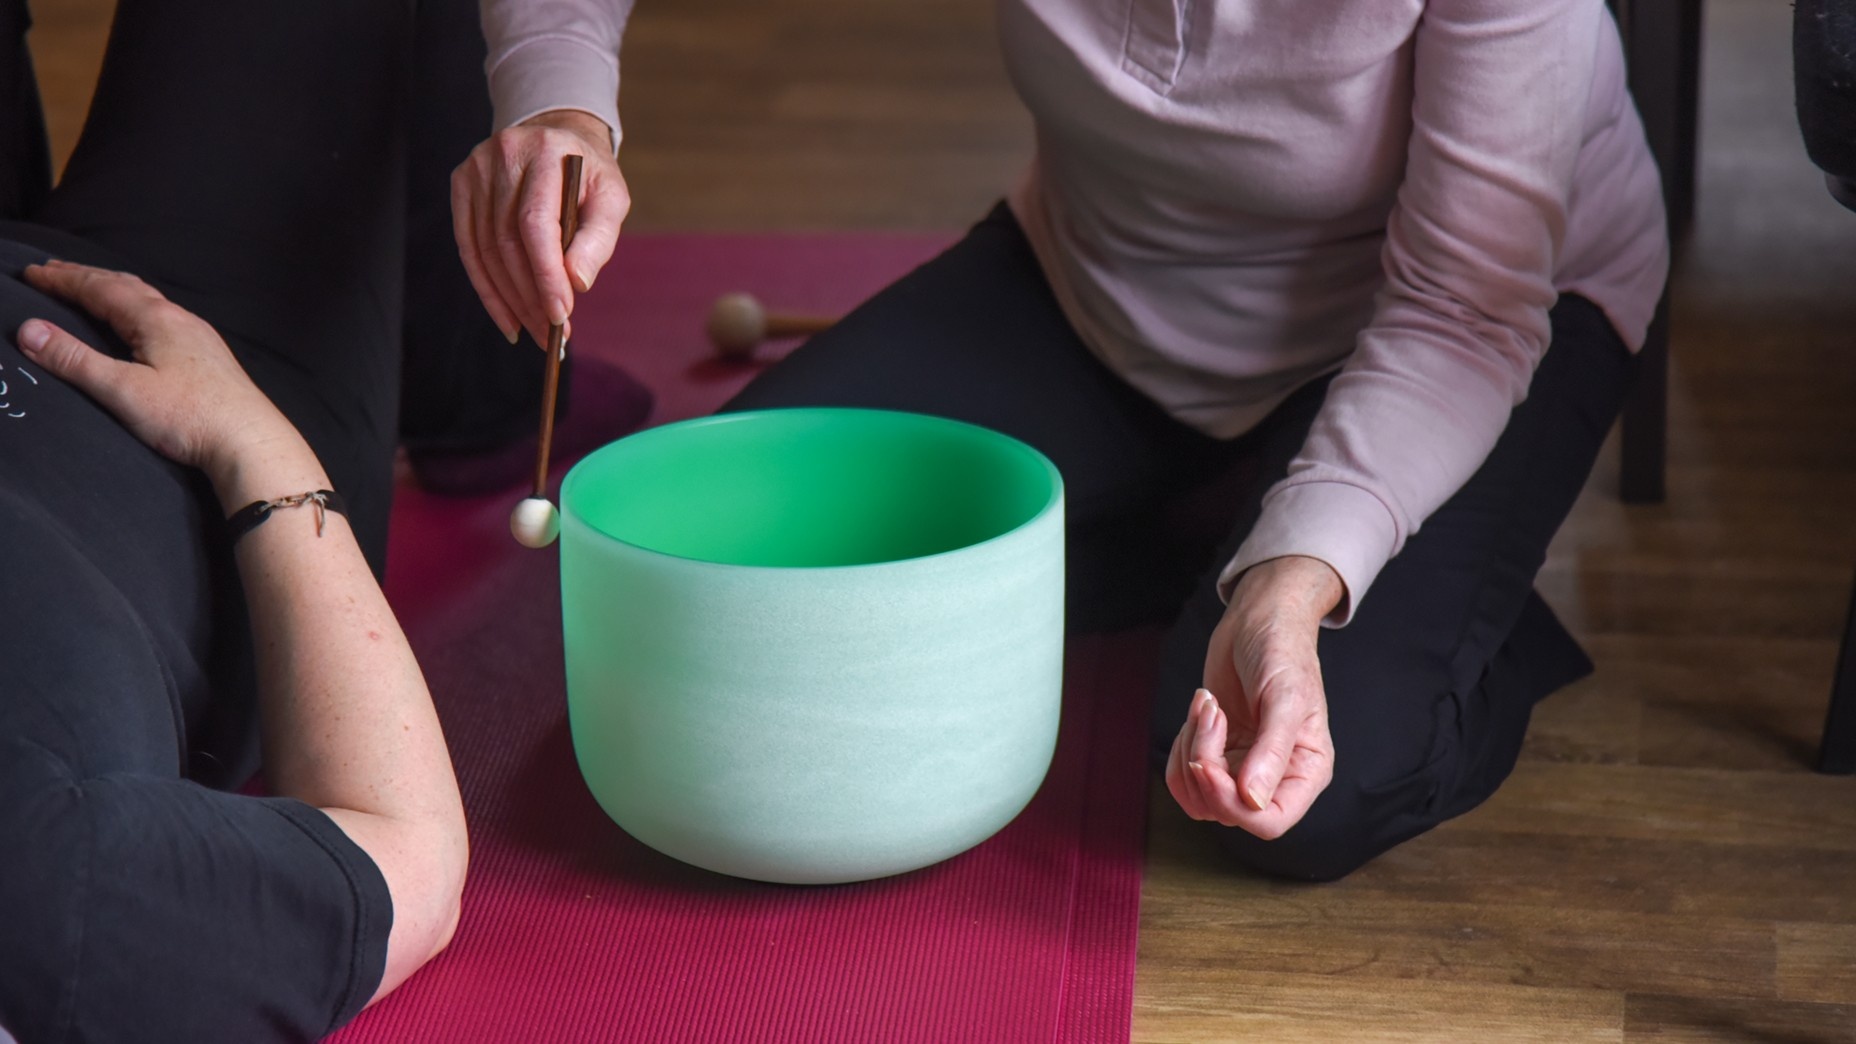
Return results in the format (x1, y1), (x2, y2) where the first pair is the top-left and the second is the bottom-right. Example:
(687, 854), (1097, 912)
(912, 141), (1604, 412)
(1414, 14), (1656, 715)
(225, 489), (347, 544)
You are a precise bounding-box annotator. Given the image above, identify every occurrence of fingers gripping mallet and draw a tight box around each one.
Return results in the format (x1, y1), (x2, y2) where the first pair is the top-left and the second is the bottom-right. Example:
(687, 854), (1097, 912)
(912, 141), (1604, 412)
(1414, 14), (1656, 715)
(707, 292), (838, 358)
(510, 153), (584, 549)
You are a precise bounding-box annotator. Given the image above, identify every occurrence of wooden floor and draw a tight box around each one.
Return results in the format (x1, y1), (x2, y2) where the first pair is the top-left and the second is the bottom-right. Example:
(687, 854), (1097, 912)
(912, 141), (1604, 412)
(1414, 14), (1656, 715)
(28, 0), (1856, 1039)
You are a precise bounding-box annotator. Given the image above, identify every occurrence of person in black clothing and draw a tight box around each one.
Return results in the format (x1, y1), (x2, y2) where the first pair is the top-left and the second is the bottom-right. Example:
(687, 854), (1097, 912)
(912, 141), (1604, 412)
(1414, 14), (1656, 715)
(0, 1), (515, 1038)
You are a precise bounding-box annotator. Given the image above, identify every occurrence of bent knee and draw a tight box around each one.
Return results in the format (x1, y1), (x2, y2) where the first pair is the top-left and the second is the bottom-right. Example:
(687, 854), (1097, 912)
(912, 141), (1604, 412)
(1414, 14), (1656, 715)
(1215, 822), (1379, 882)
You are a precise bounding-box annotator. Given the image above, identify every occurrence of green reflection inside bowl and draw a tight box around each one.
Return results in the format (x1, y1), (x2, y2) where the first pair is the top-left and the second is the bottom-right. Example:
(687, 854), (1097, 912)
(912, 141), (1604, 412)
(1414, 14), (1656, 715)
(563, 408), (1061, 567)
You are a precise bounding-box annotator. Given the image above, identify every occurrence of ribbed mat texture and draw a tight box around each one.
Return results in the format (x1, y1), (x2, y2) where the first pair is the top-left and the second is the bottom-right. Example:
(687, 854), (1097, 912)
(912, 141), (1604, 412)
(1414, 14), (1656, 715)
(331, 235), (1149, 1043)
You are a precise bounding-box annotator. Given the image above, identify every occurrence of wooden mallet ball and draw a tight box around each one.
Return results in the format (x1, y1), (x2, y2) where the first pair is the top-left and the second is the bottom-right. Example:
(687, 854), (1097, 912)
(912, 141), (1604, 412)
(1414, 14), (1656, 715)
(510, 493), (561, 548)
(707, 292), (838, 358)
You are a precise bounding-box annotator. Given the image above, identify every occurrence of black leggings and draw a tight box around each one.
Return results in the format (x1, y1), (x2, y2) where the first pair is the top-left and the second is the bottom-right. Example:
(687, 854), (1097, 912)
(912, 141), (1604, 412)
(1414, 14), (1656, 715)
(726, 204), (1635, 880)
(0, 0), (538, 571)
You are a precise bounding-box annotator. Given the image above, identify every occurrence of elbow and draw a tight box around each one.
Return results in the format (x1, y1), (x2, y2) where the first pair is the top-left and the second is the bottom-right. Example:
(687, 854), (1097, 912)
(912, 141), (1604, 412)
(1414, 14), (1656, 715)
(423, 888), (464, 966)
(357, 804), (470, 1003)
(422, 815), (470, 962)
(431, 836), (468, 958)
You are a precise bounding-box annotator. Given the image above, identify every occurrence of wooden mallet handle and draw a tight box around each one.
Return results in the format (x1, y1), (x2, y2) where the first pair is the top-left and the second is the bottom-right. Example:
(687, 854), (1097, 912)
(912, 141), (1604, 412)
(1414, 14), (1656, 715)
(533, 154), (584, 498)
(764, 314), (838, 338)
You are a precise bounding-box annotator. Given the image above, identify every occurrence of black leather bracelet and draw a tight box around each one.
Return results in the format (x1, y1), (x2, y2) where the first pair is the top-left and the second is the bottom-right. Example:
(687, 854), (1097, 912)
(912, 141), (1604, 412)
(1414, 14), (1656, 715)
(225, 489), (346, 544)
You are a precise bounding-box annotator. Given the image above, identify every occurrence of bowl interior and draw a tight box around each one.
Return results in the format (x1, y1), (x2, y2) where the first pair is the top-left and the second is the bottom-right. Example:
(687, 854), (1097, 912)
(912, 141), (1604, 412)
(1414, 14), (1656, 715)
(562, 409), (1060, 568)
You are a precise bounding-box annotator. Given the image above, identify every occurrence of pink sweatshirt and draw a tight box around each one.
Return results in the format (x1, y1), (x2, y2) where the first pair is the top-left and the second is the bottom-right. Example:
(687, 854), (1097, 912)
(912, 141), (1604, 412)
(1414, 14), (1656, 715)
(484, 0), (1669, 624)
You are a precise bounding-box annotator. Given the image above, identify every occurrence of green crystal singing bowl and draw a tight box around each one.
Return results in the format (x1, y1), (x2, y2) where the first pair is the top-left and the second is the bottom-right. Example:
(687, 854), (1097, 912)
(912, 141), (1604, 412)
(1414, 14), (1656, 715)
(559, 408), (1065, 885)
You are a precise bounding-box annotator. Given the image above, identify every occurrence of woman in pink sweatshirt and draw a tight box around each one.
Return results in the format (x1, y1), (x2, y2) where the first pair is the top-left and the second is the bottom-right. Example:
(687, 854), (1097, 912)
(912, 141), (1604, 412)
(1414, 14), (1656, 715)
(456, 0), (1668, 879)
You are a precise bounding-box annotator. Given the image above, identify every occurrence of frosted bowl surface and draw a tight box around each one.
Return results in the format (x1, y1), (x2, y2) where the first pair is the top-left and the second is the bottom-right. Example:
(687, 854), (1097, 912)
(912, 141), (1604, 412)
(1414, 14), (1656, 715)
(559, 408), (1065, 884)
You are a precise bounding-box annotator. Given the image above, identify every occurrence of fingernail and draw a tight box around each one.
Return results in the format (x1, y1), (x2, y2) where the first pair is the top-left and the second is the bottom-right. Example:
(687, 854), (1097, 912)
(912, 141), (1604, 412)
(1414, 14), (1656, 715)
(17, 320), (50, 353)
(502, 324), (519, 345)
(548, 299), (569, 326)
(1247, 787), (1268, 811)
(573, 266), (595, 293)
(1188, 761), (1204, 774)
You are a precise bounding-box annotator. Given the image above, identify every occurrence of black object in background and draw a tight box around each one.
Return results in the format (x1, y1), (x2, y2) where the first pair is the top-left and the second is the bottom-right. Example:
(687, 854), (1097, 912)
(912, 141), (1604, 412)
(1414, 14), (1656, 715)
(1794, 0), (1855, 774)
(1794, 0), (1856, 210)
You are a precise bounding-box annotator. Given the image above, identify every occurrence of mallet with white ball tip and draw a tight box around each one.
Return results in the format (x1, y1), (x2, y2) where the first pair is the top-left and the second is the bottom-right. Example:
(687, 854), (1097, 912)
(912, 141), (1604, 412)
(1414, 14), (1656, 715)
(510, 153), (584, 549)
(707, 292), (838, 358)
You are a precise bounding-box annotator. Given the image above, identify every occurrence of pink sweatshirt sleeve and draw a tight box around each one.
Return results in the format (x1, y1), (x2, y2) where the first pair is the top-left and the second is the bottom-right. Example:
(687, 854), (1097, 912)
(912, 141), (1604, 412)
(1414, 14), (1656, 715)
(481, 0), (632, 150)
(1219, 0), (1607, 626)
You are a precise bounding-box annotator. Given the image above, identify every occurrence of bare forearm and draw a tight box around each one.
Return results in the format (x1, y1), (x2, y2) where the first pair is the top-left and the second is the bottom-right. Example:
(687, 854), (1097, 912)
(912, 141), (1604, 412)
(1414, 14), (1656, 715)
(210, 436), (469, 996)
(209, 438), (458, 828)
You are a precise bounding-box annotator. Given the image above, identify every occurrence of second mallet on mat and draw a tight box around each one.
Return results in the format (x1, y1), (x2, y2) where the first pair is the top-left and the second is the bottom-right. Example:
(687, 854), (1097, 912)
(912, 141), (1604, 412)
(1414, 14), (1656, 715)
(510, 153), (585, 549)
(707, 292), (838, 358)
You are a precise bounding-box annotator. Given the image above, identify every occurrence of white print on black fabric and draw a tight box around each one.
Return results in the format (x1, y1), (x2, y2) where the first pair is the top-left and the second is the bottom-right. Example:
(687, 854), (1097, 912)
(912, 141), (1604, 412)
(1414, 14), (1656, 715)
(0, 360), (37, 418)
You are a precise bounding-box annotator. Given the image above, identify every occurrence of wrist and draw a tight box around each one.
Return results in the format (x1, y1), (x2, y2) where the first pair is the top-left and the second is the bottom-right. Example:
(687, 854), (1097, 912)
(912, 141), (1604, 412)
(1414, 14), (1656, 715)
(204, 431), (330, 516)
(519, 109), (615, 154)
(1230, 555), (1345, 630)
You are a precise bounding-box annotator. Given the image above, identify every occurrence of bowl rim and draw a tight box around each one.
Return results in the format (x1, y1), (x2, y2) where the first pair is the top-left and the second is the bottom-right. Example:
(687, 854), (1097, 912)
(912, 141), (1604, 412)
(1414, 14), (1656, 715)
(558, 407), (1066, 573)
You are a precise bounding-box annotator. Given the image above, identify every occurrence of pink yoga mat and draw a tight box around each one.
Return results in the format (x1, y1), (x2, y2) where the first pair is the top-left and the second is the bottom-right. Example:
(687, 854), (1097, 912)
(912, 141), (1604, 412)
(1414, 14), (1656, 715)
(333, 235), (1149, 1043)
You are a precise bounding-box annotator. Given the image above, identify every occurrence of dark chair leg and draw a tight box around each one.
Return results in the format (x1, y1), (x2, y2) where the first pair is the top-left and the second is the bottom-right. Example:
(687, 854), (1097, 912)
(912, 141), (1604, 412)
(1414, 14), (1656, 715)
(1619, 0), (1706, 241)
(1620, 292), (1670, 503)
(1611, 0), (1700, 504)
(1819, 578), (1856, 774)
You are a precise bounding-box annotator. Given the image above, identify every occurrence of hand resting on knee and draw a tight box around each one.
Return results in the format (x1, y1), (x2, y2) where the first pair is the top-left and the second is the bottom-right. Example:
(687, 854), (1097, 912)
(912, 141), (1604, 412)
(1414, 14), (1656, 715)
(1165, 555), (1343, 841)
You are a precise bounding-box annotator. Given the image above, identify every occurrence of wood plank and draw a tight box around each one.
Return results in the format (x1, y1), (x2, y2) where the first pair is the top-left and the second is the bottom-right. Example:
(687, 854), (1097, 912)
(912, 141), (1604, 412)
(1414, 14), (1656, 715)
(1636, 698), (1829, 771)
(1536, 555), (1851, 642)
(1553, 485), (1856, 564)
(1523, 636), (1837, 771)
(1344, 832), (1856, 926)
(1574, 634), (1841, 710)
(1624, 993), (1856, 1042)
(1140, 795), (1792, 1004)
(1521, 676), (1643, 766)
(619, 0), (1031, 231)
(1139, 877), (1777, 1001)
(1452, 762), (1856, 850)
(1776, 923), (1856, 1004)
(1133, 970), (1624, 1043)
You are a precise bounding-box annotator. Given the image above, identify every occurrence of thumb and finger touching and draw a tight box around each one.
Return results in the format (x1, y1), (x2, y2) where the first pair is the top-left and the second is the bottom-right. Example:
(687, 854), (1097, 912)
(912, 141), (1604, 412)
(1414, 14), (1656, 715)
(1171, 617), (1334, 837)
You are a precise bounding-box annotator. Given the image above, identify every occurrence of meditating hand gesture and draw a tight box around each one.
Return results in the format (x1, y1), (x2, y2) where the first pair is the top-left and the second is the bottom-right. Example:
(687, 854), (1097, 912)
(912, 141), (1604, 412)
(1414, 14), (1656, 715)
(1166, 555), (1344, 840)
